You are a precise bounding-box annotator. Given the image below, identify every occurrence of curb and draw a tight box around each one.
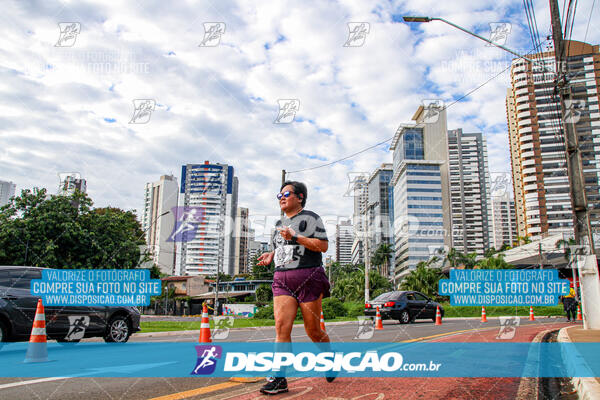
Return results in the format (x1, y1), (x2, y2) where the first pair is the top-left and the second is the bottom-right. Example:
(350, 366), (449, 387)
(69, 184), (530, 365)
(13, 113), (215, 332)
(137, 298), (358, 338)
(557, 326), (600, 400)
(134, 320), (359, 338)
(135, 316), (566, 337)
(515, 328), (555, 400)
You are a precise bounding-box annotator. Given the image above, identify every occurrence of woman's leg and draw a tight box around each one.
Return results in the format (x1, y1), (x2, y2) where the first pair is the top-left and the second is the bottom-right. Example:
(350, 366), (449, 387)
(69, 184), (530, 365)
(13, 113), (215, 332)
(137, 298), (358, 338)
(299, 294), (330, 343)
(274, 295), (298, 342)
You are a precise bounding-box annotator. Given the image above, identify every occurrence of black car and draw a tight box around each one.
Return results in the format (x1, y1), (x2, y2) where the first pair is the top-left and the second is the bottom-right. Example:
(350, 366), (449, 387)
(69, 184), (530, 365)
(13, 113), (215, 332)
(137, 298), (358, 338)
(364, 290), (444, 324)
(0, 266), (141, 344)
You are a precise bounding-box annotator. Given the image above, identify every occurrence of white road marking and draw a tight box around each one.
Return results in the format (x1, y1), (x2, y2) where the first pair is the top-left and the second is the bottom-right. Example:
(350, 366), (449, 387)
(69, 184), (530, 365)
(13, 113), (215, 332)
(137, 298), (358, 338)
(0, 377), (70, 389)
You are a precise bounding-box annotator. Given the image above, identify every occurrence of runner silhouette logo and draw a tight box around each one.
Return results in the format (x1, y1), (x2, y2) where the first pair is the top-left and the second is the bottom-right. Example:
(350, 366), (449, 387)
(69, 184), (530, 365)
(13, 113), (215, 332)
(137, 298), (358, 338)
(191, 345), (222, 375)
(65, 315), (90, 341)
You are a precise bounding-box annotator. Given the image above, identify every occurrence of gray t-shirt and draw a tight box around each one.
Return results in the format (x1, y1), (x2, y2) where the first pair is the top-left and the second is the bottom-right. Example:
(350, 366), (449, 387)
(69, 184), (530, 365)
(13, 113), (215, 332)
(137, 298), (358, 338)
(271, 209), (328, 270)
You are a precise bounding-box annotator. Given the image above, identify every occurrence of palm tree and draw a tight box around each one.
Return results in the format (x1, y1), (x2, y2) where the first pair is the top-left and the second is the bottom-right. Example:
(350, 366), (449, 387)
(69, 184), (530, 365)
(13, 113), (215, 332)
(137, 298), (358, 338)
(400, 259), (443, 299)
(477, 254), (513, 269)
(371, 243), (393, 278)
(556, 238), (577, 263)
(515, 235), (531, 246)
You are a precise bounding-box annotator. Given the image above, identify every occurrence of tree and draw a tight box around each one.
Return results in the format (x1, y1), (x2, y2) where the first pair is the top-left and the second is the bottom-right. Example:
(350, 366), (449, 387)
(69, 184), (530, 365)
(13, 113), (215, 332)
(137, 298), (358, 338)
(515, 235), (531, 246)
(255, 283), (273, 302)
(400, 259), (443, 299)
(556, 238), (577, 263)
(499, 243), (512, 251)
(0, 188), (145, 269)
(476, 254), (513, 269)
(250, 254), (274, 280)
(371, 243), (393, 278)
(331, 266), (393, 302)
(484, 247), (497, 258)
(207, 272), (233, 282)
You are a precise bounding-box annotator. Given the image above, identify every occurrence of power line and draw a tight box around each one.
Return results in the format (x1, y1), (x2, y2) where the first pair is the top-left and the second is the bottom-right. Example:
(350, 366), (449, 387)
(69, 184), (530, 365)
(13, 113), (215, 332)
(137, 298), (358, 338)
(584, 0), (596, 42)
(289, 39), (551, 175)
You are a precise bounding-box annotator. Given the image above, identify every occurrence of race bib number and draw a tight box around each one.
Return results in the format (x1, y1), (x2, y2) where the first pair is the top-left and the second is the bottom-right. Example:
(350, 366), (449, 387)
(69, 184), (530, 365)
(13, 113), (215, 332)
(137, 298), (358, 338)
(274, 245), (295, 267)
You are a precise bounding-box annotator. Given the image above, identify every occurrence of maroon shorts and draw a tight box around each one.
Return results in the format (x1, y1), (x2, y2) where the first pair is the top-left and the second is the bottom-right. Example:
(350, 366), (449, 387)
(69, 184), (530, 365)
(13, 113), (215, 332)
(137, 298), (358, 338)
(272, 266), (331, 303)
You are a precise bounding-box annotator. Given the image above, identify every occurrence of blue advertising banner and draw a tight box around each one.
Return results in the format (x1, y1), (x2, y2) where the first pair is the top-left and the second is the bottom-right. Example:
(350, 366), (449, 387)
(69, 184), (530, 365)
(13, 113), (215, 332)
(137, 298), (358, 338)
(0, 342), (598, 378)
(30, 269), (162, 306)
(438, 269), (570, 306)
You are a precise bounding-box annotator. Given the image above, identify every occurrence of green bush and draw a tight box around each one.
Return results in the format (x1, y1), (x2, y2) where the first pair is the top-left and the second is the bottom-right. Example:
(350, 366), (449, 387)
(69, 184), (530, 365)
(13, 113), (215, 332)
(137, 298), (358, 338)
(322, 297), (346, 319)
(343, 301), (365, 318)
(254, 304), (274, 319)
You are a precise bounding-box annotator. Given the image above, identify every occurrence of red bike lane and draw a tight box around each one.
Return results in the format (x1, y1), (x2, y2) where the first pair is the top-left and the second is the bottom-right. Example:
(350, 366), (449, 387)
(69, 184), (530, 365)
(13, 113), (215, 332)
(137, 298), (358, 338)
(221, 321), (575, 400)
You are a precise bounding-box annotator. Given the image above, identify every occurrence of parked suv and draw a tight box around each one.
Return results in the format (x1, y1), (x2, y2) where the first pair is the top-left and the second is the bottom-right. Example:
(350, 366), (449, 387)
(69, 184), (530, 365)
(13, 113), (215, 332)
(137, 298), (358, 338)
(0, 266), (141, 343)
(364, 290), (444, 324)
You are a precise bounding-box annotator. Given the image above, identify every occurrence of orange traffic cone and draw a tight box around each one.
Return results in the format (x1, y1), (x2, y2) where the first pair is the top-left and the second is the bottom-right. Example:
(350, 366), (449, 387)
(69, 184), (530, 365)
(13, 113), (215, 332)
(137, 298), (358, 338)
(375, 306), (384, 330)
(24, 299), (49, 363)
(576, 305), (582, 321)
(435, 306), (442, 326)
(481, 306), (487, 323)
(529, 306), (535, 321)
(199, 304), (212, 343)
(320, 310), (326, 331)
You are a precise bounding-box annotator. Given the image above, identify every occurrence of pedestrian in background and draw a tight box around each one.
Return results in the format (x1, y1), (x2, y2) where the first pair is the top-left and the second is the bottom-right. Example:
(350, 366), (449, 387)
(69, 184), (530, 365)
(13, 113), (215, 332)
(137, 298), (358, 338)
(563, 285), (578, 322)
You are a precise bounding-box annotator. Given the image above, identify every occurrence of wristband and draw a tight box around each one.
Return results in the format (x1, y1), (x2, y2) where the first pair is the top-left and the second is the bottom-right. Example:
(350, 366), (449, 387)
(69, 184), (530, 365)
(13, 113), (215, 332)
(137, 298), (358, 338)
(291, 233), (298, 244)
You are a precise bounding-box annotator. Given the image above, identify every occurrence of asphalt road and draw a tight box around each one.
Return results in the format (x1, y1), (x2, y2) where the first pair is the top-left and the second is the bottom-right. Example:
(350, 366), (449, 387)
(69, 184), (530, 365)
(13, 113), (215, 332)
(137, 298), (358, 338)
(0, 317), (576, 400)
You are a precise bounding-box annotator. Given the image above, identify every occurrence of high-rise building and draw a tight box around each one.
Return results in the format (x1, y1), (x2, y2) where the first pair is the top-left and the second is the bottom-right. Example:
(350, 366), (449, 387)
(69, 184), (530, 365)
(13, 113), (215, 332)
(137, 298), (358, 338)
(58, 174), (86, 196)
(0, 180), (16, 207)
(367, 164), (394, 277)
(176, 161), (238, 276)
(491, 193), (518, 249)
(447, 129), (493, 256)
(234, 207), (250, 276)
(351, 175), (368, 265)
(247, 239), (269, 272)
(506, 40), (600, 239)
(142, 175), (179, 275)
(390, 104), (452, 281)
(336, 220), (354, 265)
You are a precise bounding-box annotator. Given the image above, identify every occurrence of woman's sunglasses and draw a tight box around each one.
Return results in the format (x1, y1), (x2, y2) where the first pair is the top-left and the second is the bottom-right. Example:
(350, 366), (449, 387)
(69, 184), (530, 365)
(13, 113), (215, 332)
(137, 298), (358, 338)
(277, 191), (294, 200)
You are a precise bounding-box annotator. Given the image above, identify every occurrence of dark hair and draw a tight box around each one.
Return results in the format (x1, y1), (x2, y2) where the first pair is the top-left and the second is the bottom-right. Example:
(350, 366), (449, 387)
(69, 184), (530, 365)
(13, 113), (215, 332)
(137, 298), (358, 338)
(280, 181), (307, 207)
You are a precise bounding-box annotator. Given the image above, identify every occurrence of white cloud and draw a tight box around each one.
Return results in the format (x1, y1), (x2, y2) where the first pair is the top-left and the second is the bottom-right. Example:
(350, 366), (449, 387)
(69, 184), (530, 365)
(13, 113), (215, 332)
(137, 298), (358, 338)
(1, 0), (599, 259)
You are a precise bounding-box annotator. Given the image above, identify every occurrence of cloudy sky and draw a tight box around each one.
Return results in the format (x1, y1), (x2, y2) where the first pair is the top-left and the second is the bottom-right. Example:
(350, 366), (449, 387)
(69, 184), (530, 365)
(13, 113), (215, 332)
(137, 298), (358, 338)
(1, 0), (598, 245)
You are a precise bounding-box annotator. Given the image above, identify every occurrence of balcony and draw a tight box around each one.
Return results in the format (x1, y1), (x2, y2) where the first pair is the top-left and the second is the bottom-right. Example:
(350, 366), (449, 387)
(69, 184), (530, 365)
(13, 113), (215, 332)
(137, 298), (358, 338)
(518, 118), (532, 127)
(517, 110), (531, 119)
(520, 126), (533, 133)
(516, 103), (530, 111)
(515, 87), (529, 96)
(521, 150), (535, 158)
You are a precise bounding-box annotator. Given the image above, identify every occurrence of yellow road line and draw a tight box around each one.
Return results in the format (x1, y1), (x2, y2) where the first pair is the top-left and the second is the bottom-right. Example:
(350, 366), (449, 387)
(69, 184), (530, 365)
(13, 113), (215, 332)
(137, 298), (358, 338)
(147, 381), (242, 400)
(401, 326), (499, 343)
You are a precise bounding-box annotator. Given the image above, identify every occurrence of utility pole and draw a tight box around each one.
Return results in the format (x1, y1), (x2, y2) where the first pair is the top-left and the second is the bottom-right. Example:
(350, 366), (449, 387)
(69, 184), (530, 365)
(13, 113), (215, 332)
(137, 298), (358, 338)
(549, 0), (600, 329)
(549, 0), (595, 254)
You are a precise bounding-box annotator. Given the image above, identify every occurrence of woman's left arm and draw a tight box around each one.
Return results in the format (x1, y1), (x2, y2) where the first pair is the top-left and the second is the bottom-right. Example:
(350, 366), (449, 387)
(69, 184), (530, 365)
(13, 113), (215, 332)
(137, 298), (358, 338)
(296, 235), (328, 253)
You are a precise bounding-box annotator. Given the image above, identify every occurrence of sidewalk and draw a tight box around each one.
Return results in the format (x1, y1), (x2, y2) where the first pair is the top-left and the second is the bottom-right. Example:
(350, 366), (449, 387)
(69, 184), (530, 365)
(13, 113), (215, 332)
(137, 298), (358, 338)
(557, 325), (600, 400)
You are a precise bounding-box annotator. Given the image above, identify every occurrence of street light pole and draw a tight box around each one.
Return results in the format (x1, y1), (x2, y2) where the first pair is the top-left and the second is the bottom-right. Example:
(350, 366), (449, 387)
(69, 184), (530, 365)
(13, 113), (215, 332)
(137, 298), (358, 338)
(403, 11), (600, 328)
